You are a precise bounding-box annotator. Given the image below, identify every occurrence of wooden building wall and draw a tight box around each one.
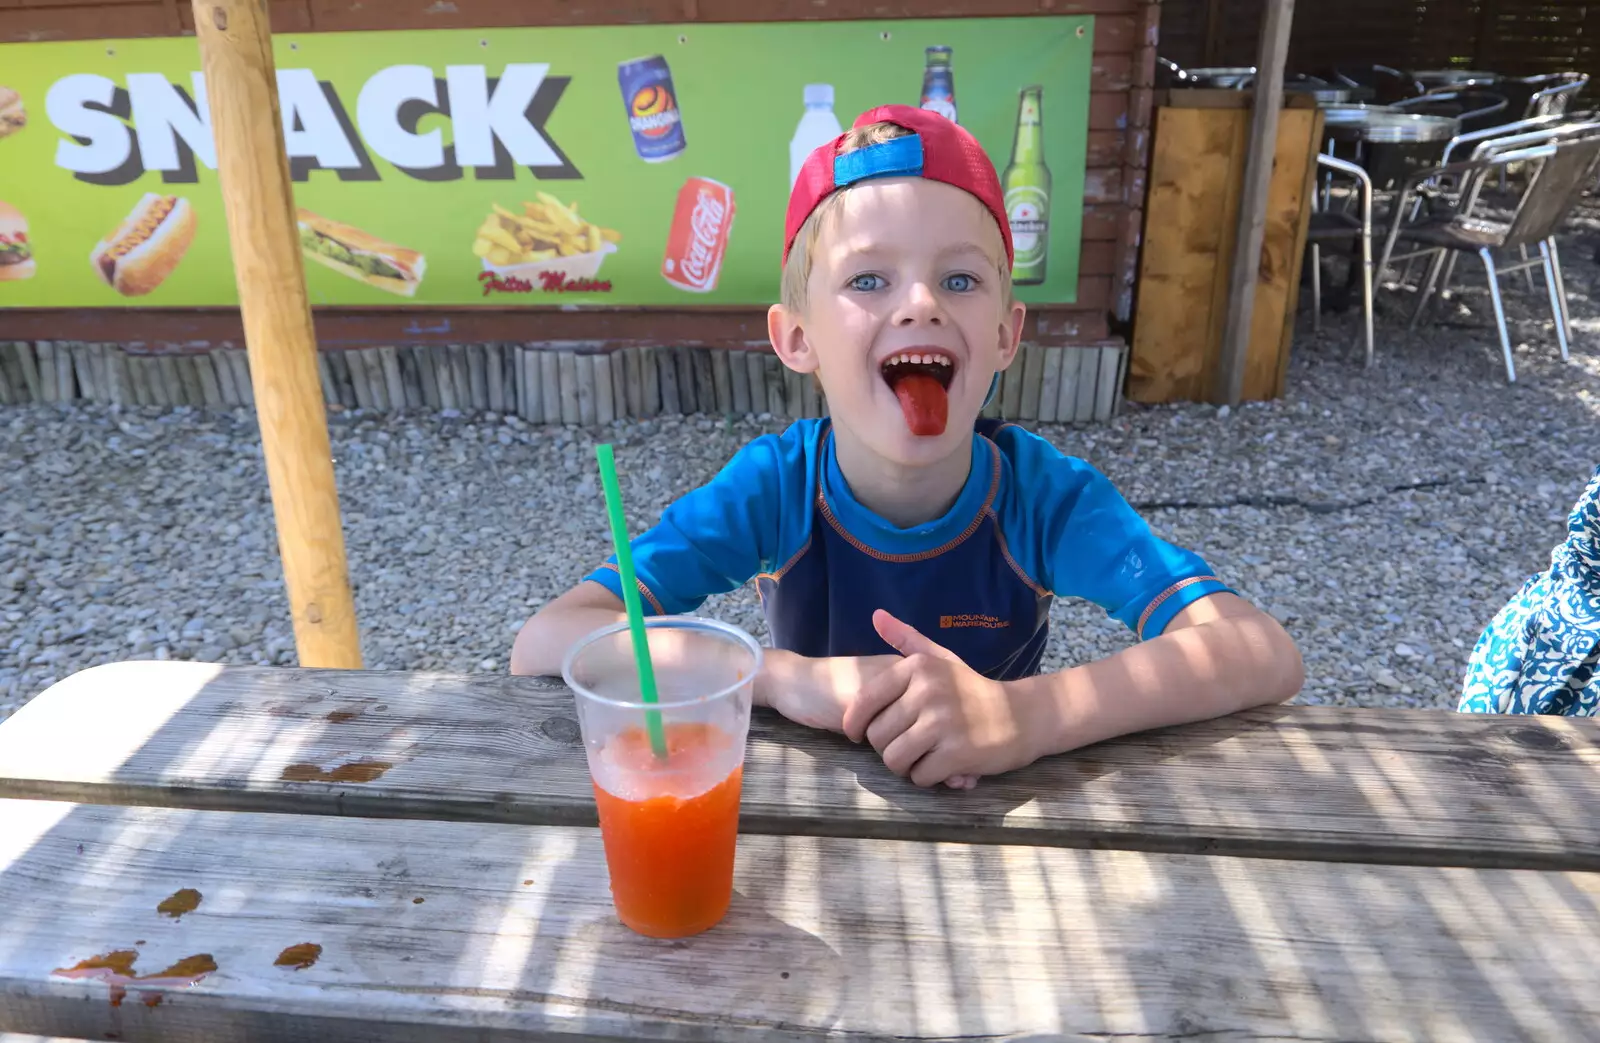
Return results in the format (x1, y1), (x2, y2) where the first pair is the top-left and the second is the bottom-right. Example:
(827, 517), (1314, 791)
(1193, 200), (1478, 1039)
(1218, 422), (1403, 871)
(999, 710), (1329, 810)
(0, 0), (1156, 357)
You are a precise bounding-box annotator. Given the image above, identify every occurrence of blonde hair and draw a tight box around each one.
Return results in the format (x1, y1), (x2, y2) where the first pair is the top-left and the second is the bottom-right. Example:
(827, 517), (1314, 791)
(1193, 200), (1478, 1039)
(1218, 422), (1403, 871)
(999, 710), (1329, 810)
(780, 120), (1013, 313)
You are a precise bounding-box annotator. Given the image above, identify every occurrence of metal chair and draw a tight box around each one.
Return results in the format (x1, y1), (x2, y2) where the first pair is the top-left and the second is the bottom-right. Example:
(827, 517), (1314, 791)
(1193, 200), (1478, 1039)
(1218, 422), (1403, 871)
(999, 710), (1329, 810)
(1502, 73), (1590, 120)
(1379, 119), (1600, 286)
(1382, 137), (1600, 382)
(1393, 90), (1510, 134)
(1307, 154), (1376, 366)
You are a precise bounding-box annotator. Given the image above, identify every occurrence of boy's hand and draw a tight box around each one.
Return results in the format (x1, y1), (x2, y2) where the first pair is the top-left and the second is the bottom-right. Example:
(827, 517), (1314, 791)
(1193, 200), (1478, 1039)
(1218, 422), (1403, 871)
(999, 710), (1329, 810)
(842, 610), (1043, 788)
(760, 650), (900, 733)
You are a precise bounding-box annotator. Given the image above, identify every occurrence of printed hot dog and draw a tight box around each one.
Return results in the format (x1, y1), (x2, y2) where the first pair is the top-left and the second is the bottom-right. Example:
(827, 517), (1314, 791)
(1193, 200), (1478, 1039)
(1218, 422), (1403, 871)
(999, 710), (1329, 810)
(90, 193), (197, 296)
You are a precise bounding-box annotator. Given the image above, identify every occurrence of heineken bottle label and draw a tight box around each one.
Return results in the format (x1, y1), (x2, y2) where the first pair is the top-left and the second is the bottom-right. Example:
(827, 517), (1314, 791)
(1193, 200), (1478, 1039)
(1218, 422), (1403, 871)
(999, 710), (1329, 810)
(1005, 185), (1049, 264)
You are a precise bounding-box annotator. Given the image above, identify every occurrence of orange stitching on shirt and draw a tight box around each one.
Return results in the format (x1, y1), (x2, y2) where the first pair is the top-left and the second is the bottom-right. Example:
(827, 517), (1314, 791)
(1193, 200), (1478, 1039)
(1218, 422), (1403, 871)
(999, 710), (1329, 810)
(1136, 575), (1220, 640)
(755, 535), (813, 585)
(600, 562), (666, 615)
(986, 509), (1051, 598)
(816, 439), (1002, 562)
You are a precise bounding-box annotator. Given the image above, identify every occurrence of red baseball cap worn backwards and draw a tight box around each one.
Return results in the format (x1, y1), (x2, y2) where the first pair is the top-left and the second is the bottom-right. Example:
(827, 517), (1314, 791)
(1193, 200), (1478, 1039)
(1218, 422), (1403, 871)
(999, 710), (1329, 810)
(782, 104), (1012, 268)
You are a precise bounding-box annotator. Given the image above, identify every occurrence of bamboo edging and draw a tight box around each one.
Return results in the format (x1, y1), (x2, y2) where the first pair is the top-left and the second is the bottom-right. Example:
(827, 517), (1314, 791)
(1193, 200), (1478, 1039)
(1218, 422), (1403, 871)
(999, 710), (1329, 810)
(0, 341), (1126, 424)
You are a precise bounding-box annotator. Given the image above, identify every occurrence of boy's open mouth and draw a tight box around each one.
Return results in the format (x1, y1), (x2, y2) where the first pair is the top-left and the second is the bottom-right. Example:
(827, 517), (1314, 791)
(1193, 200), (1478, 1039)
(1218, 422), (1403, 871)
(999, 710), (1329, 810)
(881, 350), (955, 437)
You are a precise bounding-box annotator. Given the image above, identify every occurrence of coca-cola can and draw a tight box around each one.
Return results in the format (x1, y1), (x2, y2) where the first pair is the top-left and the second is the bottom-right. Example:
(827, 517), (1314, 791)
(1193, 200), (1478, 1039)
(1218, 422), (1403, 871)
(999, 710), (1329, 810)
(662, 176), (735, 293)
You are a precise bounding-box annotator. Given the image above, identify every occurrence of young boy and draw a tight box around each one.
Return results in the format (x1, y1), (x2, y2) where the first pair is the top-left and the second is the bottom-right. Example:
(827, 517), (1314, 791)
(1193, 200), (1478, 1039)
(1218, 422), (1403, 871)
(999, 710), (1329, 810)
(512, 104), (1303, 788)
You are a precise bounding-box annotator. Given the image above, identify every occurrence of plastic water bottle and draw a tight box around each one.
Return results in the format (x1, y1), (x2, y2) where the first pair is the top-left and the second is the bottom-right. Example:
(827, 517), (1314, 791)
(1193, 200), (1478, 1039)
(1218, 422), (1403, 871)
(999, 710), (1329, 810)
(790, 84), (843, 188)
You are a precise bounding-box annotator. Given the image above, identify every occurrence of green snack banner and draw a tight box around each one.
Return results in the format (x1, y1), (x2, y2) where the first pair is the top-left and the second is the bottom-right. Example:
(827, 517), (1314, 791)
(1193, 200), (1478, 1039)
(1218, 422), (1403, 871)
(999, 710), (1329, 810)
(0, 17), (1093, 309)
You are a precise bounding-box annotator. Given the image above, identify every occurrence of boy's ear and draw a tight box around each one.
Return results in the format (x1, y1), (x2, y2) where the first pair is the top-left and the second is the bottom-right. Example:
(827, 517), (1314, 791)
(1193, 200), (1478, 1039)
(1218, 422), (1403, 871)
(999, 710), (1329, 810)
(767, 303), (821, 374)
(997, 298), (1027, 370)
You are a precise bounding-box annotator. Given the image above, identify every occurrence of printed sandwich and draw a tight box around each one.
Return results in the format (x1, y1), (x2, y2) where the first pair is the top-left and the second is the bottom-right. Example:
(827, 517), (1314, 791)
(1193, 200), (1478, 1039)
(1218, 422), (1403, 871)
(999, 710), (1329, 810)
(297, 209), (425, 297)
(0, 201), (34, 281)
(90, 193), (197, 296)
(0, 87), (24, 140)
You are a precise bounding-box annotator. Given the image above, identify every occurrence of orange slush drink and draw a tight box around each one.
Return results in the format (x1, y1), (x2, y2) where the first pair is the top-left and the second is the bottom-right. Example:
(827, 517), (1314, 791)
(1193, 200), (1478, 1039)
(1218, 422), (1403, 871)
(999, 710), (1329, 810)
(591, 720), (743, 938)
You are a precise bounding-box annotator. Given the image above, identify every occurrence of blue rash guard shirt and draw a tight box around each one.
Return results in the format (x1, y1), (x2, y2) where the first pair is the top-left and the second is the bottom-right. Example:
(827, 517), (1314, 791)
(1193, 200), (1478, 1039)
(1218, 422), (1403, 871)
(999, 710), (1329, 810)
(585, 418), (1230, 680)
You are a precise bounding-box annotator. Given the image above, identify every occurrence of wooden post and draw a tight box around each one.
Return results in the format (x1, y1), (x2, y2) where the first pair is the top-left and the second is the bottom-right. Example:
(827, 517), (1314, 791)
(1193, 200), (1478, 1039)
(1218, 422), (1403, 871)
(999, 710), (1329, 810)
(193, 0), (362, 668)
(1216, 0), (1295, 408)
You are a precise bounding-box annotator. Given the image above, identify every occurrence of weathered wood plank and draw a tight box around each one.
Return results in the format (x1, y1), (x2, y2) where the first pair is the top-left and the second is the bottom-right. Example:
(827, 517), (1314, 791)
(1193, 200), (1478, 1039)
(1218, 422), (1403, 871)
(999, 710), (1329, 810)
(1038, 346), (1062, 423)
(327, 350), (357, 409)
(655, 346), (681, 415)
(380, 347), (406, 412)
(1018, 344), (1044, 421)
(1075, 345), (1100, 421)
(619, 348), (642, 419)
(692, 349), (716, 417)
(193, 352), (222, 409)
(5, 663), (1598, 871)
(467, 345), (489, 411)
(1096, 345), (1124, 421)
(127, 357), (153, 407)
(711, 348), (733, 415)
(745, 352), (768, 415)
(227, 351), (253, 408)
(609, 349), (627, 420)
(557, 352), (580, 426)
(0, 798), (1595, 1043)
(674, 348), (698, 414)
(156, 356), (183, 407)
(728, 348), (751, 415)
(999, 357), (1024, 418)
(592, 355), (615, 426)
(517, 347), (540, 424)
(70, 344), (96, 403)
(449, 346), (472, 412)
(763, 355), (787, 418)
(175, 356), (204, 409)
(415, 347), (441, 411)
(398, 347), (424, 410)
(33, 343), (57, 403)
(640, 348), (661, 418)
(484, 345), (505, 414)
(7, 343), (42, 402)
(574, 352), (596, 426)
(539, 352), (560, 426)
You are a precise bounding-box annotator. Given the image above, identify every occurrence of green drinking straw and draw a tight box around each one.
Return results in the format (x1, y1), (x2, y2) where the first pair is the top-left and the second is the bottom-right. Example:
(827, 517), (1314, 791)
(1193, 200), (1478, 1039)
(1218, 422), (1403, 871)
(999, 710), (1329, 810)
(595, 443), (669, 760)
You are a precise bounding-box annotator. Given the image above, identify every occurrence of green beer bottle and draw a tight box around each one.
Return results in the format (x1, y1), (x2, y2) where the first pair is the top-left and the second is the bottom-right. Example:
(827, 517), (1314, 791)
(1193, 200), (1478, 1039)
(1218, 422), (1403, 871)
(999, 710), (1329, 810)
(1002, 86), (1051, 285)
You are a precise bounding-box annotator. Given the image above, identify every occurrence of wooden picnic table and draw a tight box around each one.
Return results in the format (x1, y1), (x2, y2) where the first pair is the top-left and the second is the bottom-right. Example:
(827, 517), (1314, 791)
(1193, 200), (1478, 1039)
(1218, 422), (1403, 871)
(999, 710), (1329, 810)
(0, 661), (1597, 1042)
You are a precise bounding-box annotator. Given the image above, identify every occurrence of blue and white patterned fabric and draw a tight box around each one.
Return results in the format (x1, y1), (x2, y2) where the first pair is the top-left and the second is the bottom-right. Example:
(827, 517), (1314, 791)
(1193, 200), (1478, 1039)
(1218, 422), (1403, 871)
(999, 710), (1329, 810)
(1459, 466), (1600, 716)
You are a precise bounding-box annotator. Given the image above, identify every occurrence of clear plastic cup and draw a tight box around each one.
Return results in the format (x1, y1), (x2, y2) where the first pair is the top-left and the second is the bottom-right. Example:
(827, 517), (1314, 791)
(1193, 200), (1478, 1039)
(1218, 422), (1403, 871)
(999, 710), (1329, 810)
(561, 616), (761, 938)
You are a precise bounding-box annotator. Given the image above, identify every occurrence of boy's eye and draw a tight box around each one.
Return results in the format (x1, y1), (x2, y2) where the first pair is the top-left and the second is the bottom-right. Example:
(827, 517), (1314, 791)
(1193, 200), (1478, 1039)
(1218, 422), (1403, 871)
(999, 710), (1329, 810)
(943, 273), (978, 293)
(848, 273), (886, 292)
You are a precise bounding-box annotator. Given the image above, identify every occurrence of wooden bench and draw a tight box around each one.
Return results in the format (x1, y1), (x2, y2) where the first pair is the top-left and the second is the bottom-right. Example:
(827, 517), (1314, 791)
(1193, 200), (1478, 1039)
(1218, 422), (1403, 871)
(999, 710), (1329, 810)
(1, 661), (1596, 1041)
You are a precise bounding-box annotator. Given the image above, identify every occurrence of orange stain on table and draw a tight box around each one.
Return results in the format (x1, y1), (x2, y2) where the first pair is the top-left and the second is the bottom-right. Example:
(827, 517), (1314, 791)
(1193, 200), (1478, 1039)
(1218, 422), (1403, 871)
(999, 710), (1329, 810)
(325, 709), (361, 723)
(157, 888), (201, 918)
(280, 760), (393, 783)
(53, 950), (217, 1007)
(274, 943), (321, 970)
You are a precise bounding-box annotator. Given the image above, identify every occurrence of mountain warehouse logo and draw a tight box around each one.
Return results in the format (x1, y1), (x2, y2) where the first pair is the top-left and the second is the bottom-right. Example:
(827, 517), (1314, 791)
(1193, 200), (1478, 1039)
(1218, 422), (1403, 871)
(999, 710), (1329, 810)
(940, 614), (1010, 629)
(45, 64), (578, 185)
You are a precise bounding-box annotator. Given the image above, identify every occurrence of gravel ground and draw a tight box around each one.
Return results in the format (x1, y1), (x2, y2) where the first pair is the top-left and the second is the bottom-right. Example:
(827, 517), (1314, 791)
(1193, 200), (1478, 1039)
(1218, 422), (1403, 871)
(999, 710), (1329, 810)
(4, 224), (1599, 721)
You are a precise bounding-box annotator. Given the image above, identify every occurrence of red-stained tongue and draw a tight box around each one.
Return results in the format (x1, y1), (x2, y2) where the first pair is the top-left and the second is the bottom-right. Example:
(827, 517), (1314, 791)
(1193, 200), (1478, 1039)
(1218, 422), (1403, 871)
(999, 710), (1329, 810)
(892, 372), (949, 437)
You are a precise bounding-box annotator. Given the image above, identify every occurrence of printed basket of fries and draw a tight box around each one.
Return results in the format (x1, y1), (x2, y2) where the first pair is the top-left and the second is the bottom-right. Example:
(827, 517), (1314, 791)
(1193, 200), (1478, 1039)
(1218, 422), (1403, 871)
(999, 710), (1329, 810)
(474, 193), (622, 279)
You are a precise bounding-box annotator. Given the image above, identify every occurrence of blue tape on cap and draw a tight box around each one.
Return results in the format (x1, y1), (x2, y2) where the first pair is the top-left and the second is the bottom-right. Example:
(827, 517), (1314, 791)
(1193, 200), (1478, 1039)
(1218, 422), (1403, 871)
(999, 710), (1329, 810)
(833, 134), (924, 188)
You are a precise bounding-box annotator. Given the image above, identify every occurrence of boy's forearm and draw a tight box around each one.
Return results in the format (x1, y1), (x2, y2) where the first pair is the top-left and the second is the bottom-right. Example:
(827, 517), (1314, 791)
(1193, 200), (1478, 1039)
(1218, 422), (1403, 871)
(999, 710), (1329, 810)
(510, 605), (627, 676)
(1011, 612), (1304, 757)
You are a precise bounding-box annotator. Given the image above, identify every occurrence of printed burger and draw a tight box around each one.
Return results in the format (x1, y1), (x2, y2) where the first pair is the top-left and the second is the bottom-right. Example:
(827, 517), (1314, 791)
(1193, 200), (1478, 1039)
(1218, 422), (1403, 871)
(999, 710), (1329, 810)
(0, 87), (24, 140)
(297, 209), (425, 297)
(0, 202), (33, 281)
(91, 193), (197, 296)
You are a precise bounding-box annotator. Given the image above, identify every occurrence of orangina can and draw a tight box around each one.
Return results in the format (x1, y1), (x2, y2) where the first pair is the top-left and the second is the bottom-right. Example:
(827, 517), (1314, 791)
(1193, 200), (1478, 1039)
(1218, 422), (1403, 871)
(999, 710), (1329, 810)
(618, 55), (687, 162)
